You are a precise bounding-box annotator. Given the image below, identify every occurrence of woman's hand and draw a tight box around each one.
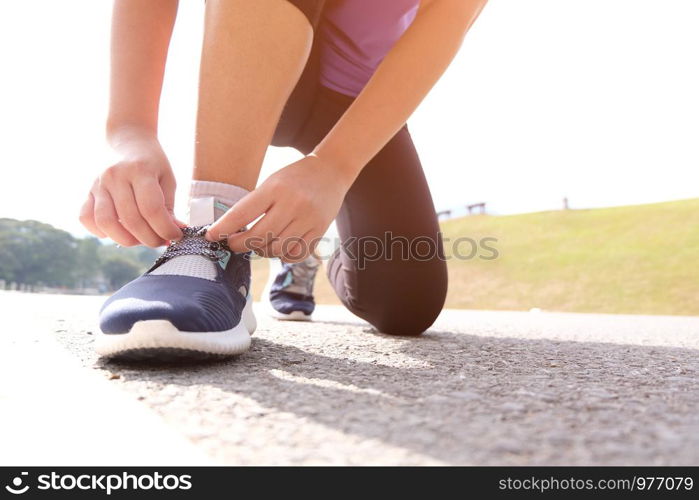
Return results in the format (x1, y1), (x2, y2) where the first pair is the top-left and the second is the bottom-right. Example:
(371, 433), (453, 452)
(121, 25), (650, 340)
(206, 155), (354, 262)
(79, 133), (182, 248)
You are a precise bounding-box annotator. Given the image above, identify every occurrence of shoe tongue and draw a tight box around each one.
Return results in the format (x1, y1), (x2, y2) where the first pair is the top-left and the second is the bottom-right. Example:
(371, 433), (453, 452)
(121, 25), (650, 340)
(149, 196), (232, 281)
(189, 196), (230, 225)
(149, 196), (230, 281)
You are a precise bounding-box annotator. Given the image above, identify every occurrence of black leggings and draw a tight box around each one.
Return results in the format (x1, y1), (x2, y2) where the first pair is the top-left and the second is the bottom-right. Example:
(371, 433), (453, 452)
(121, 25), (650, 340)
(272, 2), (448, 335)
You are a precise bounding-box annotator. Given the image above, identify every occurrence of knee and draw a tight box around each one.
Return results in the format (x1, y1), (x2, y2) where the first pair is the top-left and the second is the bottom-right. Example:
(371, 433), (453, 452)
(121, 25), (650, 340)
(361, 260), (448, 336)
(371, 304), (442, 336)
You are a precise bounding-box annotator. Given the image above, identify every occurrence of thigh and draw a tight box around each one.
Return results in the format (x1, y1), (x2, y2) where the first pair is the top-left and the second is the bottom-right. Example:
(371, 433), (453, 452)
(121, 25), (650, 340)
(338, 126), (441, 245)
(271, 0), (327, 147)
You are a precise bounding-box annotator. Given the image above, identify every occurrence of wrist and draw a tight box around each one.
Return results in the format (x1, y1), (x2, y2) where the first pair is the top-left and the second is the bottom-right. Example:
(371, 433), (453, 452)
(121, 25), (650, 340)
(309, 147), (361, 188)
(106, 126), (164, 163)
(106, 123), (160, 150)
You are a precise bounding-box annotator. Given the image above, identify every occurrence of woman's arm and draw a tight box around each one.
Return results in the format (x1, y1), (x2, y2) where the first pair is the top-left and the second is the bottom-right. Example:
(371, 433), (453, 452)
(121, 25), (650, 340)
(107, 0), (178, 143)
(313, 0), (487, 184)
(80, 0), (182, 247)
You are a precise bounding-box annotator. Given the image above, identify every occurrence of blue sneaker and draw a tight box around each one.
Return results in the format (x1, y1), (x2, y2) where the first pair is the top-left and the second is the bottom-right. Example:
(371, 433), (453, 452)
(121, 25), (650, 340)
(266, 256), (320, 321)
(96, 226), (256, 361)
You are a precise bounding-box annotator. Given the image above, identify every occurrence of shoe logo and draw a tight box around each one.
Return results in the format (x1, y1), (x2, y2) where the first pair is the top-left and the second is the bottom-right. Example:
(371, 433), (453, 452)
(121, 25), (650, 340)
(5, 472), (29, 495)
(218, 250), (231, 270)
(281, 271), (293, 289)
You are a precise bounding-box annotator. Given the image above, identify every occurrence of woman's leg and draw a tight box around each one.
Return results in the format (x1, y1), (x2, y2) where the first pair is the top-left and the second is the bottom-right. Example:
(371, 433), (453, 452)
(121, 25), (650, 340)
(329, 127), (448, 335)
(293, 88), (448, 335)
(194, 0), (314, 189)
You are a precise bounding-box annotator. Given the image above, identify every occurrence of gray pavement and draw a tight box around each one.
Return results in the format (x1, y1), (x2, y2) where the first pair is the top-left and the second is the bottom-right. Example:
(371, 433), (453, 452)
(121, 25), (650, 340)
(2, 290), (699, 465)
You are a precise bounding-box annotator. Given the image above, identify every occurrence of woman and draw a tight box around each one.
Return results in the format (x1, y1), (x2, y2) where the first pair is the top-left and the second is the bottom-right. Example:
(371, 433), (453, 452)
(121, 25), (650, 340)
(80, 0), (486, 360)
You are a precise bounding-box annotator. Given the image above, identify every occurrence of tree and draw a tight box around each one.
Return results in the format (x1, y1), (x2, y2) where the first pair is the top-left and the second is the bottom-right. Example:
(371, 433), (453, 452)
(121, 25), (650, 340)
(0, 218), (78, 287)
(75, 237), (102, 288)
(102, 257), (140, 290)
(0, 218), (158, 291)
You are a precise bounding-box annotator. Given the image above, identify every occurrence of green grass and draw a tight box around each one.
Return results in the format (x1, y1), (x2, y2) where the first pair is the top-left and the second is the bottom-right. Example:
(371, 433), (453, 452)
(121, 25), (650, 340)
(441, 198), (699, 315)
(252, 198), (699, 316)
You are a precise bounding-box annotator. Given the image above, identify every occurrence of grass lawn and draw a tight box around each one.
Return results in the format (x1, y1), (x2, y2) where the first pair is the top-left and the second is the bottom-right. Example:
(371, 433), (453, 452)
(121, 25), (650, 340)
(252, 198), (699, 316)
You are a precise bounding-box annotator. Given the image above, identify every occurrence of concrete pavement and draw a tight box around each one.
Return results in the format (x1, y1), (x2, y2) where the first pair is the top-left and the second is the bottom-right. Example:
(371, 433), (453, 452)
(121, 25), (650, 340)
(2, 290), (698, 465)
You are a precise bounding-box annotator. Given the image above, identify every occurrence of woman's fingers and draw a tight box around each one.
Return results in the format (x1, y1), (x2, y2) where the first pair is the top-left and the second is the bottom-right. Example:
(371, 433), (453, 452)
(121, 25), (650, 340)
(132, 177), (183, 242)
(93, 188), (139, 247)
(303, 230), (323, 258)
(159, 168), (177, 212)
(159, 169), (182, 228)
(254, 219), (300, 258)
(273, 220), (310, 262)
(224, 202), (320, 260)
(206, 189), (272, 242)
(226, 208), (288, 254)
(109, 184), (165, 248)
(78, 192), (107, 238)
(81, 177), (179, 246)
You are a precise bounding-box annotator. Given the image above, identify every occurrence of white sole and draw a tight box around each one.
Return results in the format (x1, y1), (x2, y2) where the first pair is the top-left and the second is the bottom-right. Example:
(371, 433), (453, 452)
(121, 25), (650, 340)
(95, 295), (257, 359)
(268, 309), (312, 322)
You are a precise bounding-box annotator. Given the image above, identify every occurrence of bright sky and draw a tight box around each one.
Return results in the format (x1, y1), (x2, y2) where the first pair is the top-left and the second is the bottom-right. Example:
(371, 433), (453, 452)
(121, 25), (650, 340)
(1, 0), (698, 236)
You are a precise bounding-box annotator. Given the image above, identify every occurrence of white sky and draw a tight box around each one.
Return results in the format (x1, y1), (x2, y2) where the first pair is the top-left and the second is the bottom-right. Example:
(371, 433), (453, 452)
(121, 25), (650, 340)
(1, 0), (698, 236)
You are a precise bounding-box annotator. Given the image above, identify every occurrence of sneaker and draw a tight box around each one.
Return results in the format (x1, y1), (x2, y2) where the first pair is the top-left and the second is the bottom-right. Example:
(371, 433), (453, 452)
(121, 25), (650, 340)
(265, 255), (320, 321)
(96, 226), (256, 361)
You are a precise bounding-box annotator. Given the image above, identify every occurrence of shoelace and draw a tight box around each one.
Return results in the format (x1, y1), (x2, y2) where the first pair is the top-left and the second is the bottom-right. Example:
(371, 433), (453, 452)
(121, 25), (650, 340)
(154, 226), (231, 266)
